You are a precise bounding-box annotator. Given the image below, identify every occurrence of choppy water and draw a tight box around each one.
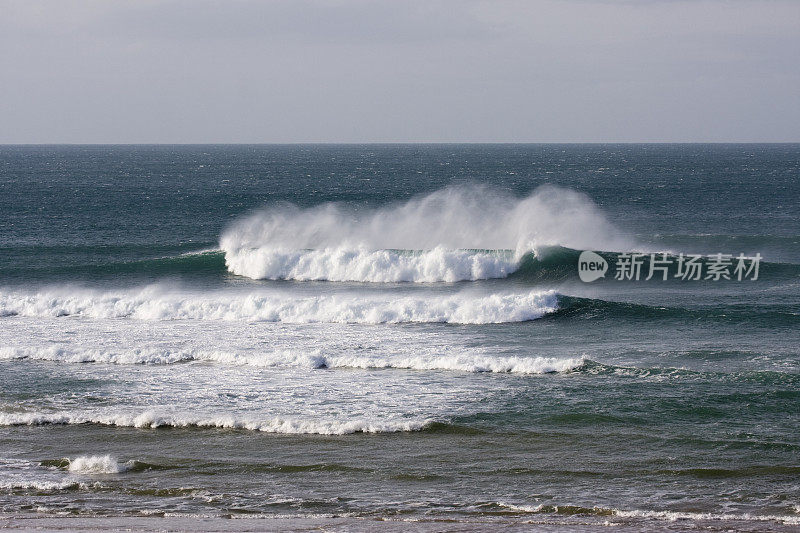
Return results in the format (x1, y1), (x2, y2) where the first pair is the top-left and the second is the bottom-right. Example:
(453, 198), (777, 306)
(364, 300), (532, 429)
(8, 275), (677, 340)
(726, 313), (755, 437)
(1, 144), (798, 530)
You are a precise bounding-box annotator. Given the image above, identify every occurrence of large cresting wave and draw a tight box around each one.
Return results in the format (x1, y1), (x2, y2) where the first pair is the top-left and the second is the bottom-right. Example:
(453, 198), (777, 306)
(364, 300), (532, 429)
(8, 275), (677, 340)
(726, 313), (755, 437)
(220, 185), (630, 282)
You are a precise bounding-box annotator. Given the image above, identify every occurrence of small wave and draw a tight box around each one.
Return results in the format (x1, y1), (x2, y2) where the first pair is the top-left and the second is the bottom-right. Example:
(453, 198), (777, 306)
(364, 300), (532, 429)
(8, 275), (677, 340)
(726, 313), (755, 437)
(0, 459), (90, 493)
(614, 508), (800, 525)
(0, 346), (583, 374)
(489, 502), (800, 525)
(0, 411), (431, 435)
(490, 502), (612, 516)
(40, 458), (172, 473)
(0, 346), (195, 365)
(66, 455), (128, 475)
(0, 479), (82, 492)
(0, 287), (558, 324)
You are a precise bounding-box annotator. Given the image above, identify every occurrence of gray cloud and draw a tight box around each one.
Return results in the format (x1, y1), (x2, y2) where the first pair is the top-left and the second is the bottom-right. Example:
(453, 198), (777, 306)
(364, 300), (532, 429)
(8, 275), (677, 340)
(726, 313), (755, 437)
(0, 0), (798, 142)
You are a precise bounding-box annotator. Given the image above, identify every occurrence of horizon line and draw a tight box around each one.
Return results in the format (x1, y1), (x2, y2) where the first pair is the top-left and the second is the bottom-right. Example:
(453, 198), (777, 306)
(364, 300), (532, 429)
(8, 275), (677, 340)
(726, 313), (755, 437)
(1, 141), (799, 146)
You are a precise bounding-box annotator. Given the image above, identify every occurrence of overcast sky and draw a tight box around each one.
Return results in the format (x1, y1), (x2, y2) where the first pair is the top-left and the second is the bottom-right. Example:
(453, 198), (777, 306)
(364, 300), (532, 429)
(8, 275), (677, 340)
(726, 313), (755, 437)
(1, 0), (799, 143)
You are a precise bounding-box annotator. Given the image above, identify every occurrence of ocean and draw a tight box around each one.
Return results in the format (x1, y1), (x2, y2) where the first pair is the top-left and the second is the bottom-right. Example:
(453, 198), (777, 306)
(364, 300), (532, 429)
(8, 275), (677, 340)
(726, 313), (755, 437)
(0, 144), (798, 531)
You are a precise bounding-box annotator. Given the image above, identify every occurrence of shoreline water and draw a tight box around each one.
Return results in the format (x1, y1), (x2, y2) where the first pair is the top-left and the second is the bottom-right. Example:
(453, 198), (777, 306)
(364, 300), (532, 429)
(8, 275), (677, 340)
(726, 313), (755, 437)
(3, 514), (799, 532)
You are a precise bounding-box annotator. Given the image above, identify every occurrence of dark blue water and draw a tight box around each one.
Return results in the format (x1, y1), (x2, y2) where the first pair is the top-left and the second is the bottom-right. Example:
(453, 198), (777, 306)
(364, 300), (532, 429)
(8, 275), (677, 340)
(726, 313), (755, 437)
(1, 144), (798, 530)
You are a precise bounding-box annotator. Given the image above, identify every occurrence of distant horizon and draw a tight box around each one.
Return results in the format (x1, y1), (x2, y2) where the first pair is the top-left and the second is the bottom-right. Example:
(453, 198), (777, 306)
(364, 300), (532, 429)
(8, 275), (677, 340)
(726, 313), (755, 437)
(3, 141), (800, 146)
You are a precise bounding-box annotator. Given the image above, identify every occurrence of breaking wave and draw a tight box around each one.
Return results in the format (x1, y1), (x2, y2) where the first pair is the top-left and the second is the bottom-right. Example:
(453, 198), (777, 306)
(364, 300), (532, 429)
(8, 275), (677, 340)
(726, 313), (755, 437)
(488, 502), (800, 525)
(0, 345), (584, 374)
(0, 479), (84, 492)
(0, 411), (431, 435)
(614, 508), (800, 526)
(5, 245), (792, 283)
(225, 246), (519, 283)
(0, 286), (558, 324)
(221, 185), (630, 282)
(66, 455), (128, 475)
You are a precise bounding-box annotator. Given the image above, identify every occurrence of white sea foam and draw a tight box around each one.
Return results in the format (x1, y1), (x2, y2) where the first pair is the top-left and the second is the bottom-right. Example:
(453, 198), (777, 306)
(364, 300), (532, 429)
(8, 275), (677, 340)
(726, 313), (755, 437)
(0, 479), (82, 491)
(0, 346), (194, 365)
(495, 502), (548, 513)
(221, 185), (630, 281)
(67, 455), (127, 475)
(0, 345), (583, 374)
(224, 246), (517, 283)
(0, 411), (430, 435)
(306, 353), (583, 374)
(493, 502), (800, 525)
(614, 508), (800, 525)
(0, 287), (558, 324)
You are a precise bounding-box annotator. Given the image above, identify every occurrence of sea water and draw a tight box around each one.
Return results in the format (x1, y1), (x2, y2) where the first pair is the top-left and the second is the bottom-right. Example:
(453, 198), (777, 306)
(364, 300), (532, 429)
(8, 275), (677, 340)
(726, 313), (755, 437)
(0, 144), (798, 530)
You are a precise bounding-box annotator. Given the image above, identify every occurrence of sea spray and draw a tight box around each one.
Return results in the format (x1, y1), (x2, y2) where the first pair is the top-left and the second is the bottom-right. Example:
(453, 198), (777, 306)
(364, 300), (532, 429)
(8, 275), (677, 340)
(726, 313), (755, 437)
(220, 185), (631, 281)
